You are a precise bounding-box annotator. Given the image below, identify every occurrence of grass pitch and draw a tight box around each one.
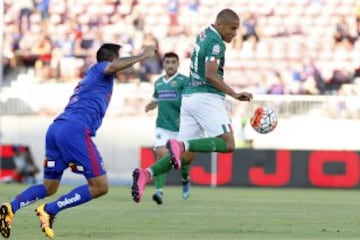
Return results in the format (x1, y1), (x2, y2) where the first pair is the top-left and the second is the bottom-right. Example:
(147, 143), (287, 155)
(1, 184), (359, 240)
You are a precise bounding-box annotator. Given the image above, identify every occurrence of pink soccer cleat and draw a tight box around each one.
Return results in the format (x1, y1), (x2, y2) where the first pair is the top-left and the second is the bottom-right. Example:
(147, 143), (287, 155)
(131, 168), (151, 203)
(166, 139), (185, 169)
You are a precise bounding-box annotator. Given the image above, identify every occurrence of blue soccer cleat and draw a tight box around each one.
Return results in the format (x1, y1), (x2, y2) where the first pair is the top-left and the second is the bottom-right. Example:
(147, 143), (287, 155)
(152, 191), (163, 205)
(182, 179), (191, 199)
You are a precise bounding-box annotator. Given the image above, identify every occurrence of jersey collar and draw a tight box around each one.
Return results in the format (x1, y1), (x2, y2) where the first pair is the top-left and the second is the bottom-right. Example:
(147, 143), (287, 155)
(162, 72), (179, 84)
(209, 25), (222, 40)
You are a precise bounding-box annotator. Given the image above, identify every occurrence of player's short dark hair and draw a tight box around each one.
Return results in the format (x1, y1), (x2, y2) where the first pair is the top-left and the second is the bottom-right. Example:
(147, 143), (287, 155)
(163, 52), (179, 61)
(216, 9), (239, 24)
(96, 43), (121, 62)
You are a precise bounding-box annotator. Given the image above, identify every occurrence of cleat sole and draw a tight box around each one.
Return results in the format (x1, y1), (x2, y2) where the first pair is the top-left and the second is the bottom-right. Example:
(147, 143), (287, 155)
(131, 169), (140, 203)
(0, 205), (11, 238)
(152, 194), (163, 205)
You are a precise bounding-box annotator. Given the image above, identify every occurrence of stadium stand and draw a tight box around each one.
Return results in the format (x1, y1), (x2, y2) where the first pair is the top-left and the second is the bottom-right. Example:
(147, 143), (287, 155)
(2, 0), (360, 117)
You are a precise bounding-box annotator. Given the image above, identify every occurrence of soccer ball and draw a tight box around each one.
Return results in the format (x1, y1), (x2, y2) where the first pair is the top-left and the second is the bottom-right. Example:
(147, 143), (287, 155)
(250, 107), (278, 134)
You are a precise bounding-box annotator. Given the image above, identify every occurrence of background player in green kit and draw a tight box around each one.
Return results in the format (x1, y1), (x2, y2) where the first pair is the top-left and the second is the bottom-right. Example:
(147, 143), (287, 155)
(131, 9), (252, 203)
(145, 52), (191, 205)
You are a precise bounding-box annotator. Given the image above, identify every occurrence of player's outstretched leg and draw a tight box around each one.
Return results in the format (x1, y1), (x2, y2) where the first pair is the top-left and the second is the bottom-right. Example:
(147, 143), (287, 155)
(152, 191), (163, 205)
(182, 178), (191, 199)
(0, 203), (14, 238)
(131, 168), (151, 203)
(166, 140), (185, 169)
(35, 204), (55, 239)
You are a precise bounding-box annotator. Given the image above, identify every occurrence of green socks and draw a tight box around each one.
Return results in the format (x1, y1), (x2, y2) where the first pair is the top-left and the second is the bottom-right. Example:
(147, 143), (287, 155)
(188, 137), (227, 152)
(180, 159), (190, 181)
(149, 138), (226, 184)
(150, 154), (172, 177)
(150, 155), (190, 180)
(154, 173), (167, 189)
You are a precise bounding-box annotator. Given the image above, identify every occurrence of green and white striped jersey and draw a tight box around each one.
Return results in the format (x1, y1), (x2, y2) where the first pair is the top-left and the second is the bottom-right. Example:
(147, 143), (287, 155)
(153, 73), (188, 132)
(184, 25), (226, 97)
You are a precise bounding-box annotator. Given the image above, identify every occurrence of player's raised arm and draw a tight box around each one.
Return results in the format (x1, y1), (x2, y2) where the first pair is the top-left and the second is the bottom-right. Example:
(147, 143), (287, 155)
(104, 45), (156, 75)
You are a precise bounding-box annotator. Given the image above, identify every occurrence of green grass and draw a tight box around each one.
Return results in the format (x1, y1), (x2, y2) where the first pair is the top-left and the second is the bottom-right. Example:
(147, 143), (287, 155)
(1, 184), (360, 240)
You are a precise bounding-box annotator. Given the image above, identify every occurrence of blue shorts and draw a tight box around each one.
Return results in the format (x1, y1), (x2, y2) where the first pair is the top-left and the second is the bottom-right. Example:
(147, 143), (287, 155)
(44, 119), (106, 180)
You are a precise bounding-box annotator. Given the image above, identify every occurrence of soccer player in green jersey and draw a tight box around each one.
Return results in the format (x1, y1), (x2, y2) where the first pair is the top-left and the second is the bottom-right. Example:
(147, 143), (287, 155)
(144, 52), (191, 204)
(131, 8), (252, 203)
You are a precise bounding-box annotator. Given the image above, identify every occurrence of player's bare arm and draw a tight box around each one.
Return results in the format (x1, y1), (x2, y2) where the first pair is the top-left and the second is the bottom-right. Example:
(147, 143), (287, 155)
(205, 61), (252, 101)
(236, 92), (252, 101)
(104, 45), (156, 75)
(145, 101), (158, 112)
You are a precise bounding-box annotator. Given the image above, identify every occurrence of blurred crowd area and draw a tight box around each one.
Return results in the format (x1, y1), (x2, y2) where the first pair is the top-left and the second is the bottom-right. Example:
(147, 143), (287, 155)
(2, 0), (360, 96)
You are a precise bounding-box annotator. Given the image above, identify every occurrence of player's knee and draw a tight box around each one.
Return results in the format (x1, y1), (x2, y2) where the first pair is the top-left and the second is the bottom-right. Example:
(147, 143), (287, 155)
(102, 182), (109, 194)
(226, 143), (236, 152)
(88, 176), (109, 198)
(98, 184), (109, 196)
(43, 180), (60, 196)
(46, 188), (57, 196)
(183, 152), (194, 164)
(92, 182), (109, 197)
(219, 134), (236, 152)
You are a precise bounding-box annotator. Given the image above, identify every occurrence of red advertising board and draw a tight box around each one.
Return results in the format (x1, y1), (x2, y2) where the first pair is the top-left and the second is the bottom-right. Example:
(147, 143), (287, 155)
(140, 147), (360, 188)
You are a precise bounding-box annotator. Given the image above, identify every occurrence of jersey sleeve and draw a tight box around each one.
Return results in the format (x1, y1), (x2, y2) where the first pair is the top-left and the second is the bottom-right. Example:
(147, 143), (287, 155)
(97, 61), (111, 75)
(181, 74), (189, 91)
(205, 40), (225, 65)
(152, 90), (158, 100)
(152, 79), (159, 100)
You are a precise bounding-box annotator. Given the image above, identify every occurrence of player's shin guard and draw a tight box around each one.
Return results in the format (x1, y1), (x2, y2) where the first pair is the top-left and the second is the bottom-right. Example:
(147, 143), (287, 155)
(188, 137), (227, 152)
(44, 185), (92, 216)
(150, 154), (172, 176)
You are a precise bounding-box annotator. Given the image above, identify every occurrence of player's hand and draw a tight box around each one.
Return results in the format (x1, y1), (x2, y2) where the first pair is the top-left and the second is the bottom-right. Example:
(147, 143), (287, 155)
(145, 101), (157, 112)
(234, 92), (253, 101)
(141, 45), (156, 60)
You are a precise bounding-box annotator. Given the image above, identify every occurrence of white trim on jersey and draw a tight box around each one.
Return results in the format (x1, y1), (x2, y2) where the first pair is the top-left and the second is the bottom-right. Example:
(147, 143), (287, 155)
(162, 72), (179, 84)
(205, 56), (220, 64)
(209, 25), (222, 39)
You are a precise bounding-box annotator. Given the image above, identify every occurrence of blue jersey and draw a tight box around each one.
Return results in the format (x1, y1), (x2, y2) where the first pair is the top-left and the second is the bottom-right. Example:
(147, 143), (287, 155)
(56, 61), (114, 136)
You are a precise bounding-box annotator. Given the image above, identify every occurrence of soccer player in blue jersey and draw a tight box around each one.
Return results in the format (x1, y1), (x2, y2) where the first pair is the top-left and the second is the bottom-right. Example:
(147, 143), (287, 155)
(0, 43), (156, 239)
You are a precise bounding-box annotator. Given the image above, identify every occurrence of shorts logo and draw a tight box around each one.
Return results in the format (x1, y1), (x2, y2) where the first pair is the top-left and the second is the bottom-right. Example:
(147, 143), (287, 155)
(156, 133), (162, 139)
(44, 160), (55, 168)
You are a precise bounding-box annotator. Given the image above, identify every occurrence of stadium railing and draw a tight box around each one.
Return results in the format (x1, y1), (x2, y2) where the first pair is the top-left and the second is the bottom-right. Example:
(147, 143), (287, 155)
(1, 82), (360, 119)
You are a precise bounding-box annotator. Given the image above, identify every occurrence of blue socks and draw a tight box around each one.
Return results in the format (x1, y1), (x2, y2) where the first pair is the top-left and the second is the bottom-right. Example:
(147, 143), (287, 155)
(11, 184), (47, 213)
(10, 184), (92, 216)
(44, 185), (92, 215)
